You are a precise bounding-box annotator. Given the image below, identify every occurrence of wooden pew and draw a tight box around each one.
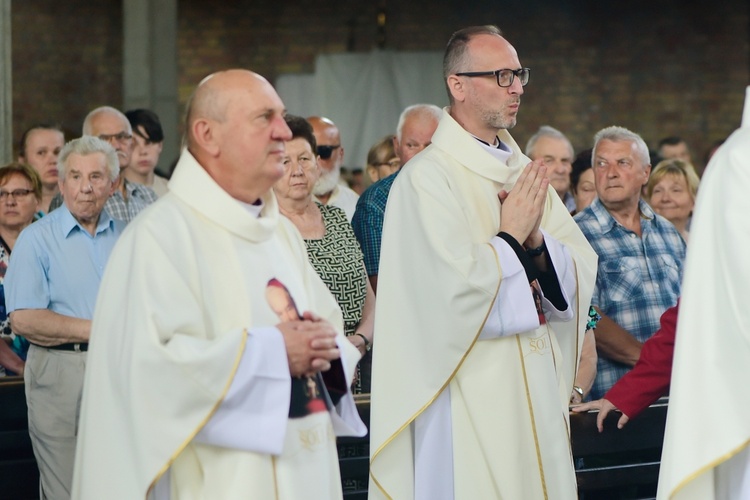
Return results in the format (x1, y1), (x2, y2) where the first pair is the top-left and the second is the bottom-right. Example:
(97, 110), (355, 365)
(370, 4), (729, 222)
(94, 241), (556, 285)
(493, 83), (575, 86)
(0, 382), (666, 499)
(0, 376), (39, 500)
(337, 394), (371, 500)
(571, 397), (668, 499)
(338, 396), (669, 500)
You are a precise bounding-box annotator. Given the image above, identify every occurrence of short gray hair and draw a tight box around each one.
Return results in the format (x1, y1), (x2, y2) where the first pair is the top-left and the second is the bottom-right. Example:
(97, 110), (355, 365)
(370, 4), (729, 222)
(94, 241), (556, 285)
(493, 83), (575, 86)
(58, 136), (120, 182)
(592, 126), (650, 167)
(396, 104), (442, 142)
(82, 106), (132, 136)
(525, 125), (574, 158)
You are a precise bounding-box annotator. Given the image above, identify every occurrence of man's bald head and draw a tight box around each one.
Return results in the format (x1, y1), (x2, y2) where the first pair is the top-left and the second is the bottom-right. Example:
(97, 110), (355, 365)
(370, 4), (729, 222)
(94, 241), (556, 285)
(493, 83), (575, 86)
(182, 69), (291, 203)
(184, 69), (269, 151)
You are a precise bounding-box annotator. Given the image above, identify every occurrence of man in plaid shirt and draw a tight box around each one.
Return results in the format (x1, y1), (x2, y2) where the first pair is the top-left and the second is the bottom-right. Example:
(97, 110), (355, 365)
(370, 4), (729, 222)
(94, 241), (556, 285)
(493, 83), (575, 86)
(575, 126), (685, 399)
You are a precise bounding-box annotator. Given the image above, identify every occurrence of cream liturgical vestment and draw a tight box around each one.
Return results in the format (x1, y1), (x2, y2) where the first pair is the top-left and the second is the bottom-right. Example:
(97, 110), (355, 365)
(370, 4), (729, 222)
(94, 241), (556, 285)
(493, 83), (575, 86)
(71, 151), (365, 499)
(657, 87), (750, 500)
(369, 110), (597, 500)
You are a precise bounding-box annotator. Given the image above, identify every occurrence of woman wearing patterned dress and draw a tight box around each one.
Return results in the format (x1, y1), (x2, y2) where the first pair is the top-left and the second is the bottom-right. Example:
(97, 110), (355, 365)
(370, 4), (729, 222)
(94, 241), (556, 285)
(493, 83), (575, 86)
(273, 115), (375, 393)
(0, 163), (43, 376)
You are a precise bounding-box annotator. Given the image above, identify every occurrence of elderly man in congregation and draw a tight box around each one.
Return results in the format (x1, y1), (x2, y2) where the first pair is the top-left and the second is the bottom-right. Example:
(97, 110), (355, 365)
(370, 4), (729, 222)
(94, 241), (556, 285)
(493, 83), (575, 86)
(4, 136), (123, 498)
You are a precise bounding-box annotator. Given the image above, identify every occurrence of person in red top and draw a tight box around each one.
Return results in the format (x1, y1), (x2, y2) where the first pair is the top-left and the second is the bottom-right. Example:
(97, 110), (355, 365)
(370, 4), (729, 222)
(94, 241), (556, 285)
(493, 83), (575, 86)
(572, 301), (679, 431)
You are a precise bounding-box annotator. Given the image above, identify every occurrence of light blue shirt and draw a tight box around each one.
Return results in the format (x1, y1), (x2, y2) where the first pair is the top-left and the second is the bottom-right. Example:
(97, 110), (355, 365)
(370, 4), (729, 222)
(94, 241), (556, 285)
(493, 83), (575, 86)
(5, 205), (123, 320)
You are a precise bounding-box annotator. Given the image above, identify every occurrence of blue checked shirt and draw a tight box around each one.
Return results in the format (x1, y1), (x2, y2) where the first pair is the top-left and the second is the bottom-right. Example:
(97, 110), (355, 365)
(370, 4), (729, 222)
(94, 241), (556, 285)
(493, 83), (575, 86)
(352, 170), (399, 276)
(575, 198), (685, 399)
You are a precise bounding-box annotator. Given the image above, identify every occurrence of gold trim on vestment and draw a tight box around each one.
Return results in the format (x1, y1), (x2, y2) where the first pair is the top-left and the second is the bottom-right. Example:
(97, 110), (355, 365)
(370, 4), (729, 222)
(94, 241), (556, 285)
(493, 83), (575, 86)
(144, 330), (249, 499)
(370, 242), (504, 498)
(572, 260), (581, 388)
(669, 438), (750, 499)
(272, 455), (280, 500)
(516, 335), (549, 500)
(565, 261), (582, 448)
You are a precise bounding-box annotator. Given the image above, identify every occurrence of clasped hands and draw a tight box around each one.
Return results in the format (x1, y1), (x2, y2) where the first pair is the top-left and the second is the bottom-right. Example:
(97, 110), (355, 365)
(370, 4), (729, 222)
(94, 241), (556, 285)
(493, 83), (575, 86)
(278, 311), (340, 377)
(498, 159), (548, 249)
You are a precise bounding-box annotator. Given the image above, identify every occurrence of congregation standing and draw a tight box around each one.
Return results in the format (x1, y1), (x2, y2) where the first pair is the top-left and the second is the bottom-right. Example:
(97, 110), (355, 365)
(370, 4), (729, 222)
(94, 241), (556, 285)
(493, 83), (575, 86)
(0, 20), (744, 500)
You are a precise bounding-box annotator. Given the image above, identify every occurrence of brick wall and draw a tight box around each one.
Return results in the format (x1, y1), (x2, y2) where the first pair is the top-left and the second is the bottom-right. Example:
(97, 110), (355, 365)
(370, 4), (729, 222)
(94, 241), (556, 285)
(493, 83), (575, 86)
(11, 0), (749, 170)
(11, 0), (122, 146)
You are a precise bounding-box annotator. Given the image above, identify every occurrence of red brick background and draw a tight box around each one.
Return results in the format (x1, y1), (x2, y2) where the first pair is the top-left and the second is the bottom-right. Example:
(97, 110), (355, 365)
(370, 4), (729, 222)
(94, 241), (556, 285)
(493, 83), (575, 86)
(11, 0), (750, 171)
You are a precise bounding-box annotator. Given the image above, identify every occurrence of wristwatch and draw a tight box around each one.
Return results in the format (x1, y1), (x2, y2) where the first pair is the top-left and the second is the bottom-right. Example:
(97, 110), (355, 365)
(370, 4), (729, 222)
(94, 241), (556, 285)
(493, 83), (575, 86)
(355, 333), (371, 352)
(572, 386), (584, 398)
(526, 240), (547, 257)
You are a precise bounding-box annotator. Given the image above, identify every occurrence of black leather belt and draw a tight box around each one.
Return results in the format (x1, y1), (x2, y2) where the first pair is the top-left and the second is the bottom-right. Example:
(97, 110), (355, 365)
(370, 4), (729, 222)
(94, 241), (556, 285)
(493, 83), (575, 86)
(37, 343), (88, 352)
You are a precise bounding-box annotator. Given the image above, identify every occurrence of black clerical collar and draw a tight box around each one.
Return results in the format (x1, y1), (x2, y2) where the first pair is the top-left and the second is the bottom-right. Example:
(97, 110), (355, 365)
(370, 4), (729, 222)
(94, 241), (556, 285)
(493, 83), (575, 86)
(473, 135), (512, 152)
(474, 136), (500, 148)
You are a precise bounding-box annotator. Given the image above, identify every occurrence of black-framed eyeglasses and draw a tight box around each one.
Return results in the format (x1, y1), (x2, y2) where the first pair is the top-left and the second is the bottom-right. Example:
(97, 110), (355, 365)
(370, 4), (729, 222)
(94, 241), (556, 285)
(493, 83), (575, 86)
(0, 189), (34, 201)
(316, 144), (341, 160)
(98, 132), (133, 143)
(455, 68), (530, 88)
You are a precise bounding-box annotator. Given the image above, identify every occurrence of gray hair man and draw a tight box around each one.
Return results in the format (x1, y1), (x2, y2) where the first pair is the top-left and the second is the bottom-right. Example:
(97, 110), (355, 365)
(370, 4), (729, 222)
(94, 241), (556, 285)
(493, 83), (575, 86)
(307, 116), (359, 220)
(352, 103), (441, 293)
(48, 106), (158, 222)
(526, 125), (576, 212)
(575, 125), (686, 400)
(5, 136), (123, 498)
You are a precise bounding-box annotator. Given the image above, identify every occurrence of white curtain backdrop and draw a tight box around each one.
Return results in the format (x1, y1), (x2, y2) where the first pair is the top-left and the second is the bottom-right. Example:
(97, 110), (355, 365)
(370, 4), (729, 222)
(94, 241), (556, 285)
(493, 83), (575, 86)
(276, 50), (447, 170)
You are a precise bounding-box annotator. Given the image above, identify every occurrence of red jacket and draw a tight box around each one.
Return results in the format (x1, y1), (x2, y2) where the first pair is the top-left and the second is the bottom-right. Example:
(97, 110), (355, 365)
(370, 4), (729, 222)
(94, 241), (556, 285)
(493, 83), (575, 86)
(605, 302), (679, 418)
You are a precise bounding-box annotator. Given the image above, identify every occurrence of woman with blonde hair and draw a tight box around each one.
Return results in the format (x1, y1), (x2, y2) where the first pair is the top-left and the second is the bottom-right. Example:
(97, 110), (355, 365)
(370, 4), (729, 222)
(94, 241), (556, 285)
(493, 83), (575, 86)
(647, 159), (700, 242)
(365, 135), (401, 184)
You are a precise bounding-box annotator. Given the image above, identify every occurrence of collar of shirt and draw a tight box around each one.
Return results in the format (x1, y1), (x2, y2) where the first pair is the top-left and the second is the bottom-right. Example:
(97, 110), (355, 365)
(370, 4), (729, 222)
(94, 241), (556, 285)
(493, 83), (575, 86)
(124, 178), (147, 197)
(588, 197), (656, 235)
(236, 198), (264, 218)
(473, 136), (513, 164)
(58, 204), (116, 239)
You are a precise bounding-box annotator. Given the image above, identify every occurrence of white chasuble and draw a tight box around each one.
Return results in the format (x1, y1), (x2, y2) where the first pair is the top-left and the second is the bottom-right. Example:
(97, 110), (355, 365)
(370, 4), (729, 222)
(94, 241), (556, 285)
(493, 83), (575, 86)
(657, 87), (750, 500)
(368, 110), (597, 500)
(72, 150), (365, 500)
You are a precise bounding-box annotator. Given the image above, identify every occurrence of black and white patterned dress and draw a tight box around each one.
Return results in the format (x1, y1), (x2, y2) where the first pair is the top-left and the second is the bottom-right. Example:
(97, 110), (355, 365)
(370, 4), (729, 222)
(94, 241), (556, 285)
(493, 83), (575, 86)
(303, 203), (368, 392)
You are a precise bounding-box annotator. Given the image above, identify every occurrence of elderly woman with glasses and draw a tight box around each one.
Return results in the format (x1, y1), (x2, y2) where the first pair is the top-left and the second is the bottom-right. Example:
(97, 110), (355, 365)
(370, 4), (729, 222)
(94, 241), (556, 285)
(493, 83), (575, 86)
(0, 163), (43, 376)
(273, 114), (375, 393)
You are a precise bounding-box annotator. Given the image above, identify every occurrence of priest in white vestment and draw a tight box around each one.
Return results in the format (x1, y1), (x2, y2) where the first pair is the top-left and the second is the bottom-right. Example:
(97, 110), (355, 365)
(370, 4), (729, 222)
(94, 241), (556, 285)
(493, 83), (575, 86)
(657, 88), (750, 500)
(71, 70), (365, 500)
(369, 26), (597, 500)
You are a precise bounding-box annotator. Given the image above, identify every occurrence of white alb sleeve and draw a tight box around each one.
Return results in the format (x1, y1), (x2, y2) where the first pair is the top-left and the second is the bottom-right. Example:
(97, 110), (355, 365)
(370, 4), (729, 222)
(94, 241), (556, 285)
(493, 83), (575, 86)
(539, 228), (575, 321)
(480, 230), (575, 339)
(193, 326), (290, 455)
(480, 237), (540, 339)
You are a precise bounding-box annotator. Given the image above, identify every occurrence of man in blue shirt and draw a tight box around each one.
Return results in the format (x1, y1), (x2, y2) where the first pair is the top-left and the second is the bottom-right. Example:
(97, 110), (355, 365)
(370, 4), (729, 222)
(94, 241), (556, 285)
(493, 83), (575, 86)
(5, 136), (123, 499)
(352, 104), (441, 292)
(574, 126), (685, 399)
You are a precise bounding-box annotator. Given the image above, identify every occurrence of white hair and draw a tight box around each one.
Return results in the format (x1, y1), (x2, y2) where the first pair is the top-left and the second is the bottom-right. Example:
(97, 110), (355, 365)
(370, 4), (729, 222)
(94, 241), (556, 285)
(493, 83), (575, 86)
(525, 125), (574, 158)
(396, 104), (442, 142)
(82, 106), (132, 136)
(593, 126), (650, 167)
(58, 136), (120, 182)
